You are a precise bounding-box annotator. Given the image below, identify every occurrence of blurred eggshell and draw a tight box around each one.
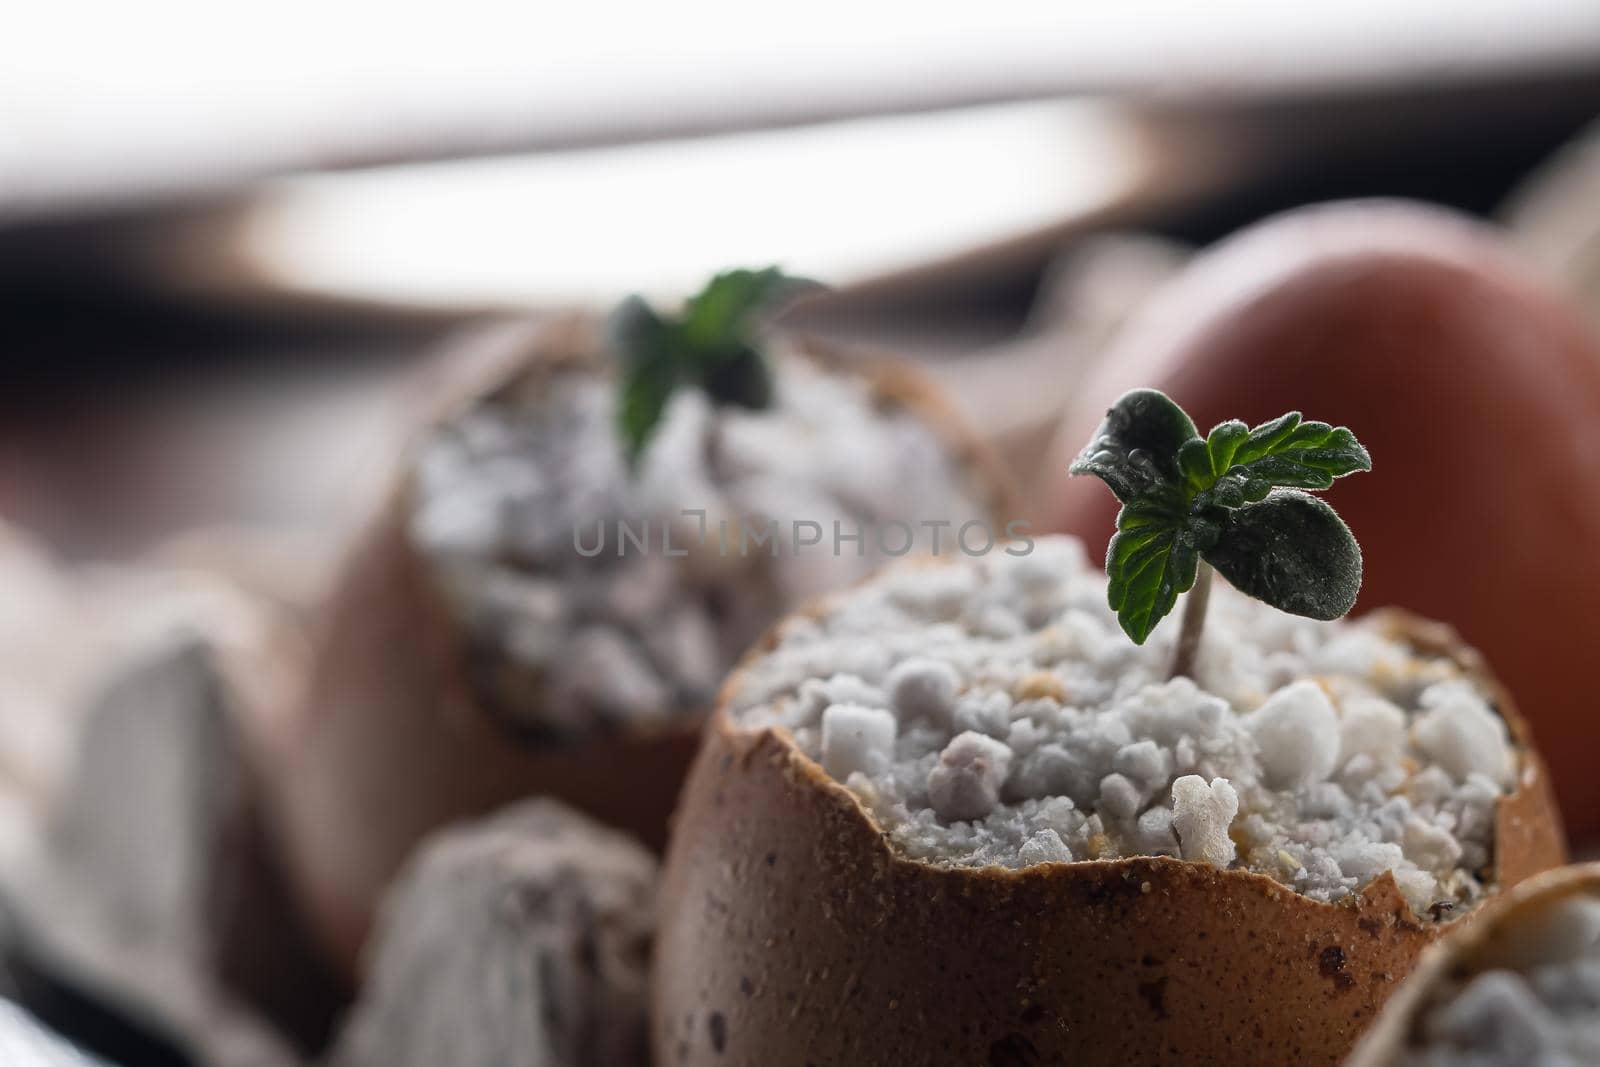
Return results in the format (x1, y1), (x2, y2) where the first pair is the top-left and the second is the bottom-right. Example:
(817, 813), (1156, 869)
(266, 313), (1017, 980)
(1343, 862), (1600, 1067)
(1504, 118), (1600, 331)
(1041, 200), (1600, 844)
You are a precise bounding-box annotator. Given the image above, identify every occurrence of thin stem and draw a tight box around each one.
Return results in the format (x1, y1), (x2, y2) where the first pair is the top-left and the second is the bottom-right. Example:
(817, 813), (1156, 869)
(1169, 562), (1213, 681)
(701, 415), (726, 482)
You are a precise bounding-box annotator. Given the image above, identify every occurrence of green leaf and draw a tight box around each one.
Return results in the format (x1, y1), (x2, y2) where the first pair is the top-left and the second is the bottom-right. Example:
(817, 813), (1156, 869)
(681, 267), (817, 355)
(1068, 388), (1372, 649)
(610, 268), (816, 470)
(610, 297), (680, 469)
(1203, 420), (1250, 477)
(616, 358), (679, 472)
(1196, 412), (1371, 509)
(608, 294), (667, 365)
(1203, 491), (1363, 621)
(1177, 438), (1213, 489)
(1105, 502), (1201, 644)
(1070, 389), (1200, 503)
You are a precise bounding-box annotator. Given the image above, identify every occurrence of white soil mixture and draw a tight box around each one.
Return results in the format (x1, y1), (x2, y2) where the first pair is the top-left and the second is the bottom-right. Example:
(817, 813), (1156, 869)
(1399, 892), (1600, 1066)
(409, 339), (993, 738)
(730, 537), (1522, 915)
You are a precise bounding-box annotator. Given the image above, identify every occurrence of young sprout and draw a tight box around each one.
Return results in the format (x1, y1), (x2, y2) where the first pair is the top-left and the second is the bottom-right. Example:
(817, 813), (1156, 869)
(610, 267), (818, 469)
(1070, 389), (1371, 679)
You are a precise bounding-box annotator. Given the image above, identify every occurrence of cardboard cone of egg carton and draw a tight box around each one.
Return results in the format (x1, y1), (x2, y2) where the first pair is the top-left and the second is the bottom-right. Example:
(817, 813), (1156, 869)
(263, 310), (1019, 977)
(9, 558), (332, 1062)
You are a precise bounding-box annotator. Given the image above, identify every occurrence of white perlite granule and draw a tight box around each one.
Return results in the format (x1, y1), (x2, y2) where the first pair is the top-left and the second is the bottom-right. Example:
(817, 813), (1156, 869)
(1400, 893), (1600, 1066)
(409, 341), (991, 737)
(729, 536), (1520, 914)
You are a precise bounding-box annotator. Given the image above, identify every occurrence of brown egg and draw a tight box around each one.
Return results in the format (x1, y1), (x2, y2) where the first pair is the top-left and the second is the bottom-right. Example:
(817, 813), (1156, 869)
(260, 313), (1016, 979)
(1344, 862), (1600, 1066)
(654, 598), (1564, 1067)
(1040, 200), (1600, 845)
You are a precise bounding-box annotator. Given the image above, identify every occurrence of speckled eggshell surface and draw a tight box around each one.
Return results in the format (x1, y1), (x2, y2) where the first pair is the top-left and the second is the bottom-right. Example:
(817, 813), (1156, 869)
(653, 614), (1563, 1067)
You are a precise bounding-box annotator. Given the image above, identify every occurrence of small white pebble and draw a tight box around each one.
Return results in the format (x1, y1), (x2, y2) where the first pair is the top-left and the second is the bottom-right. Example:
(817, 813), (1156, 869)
(410, 483), (504, 558)
(1005, 743), (1074, 801)
(820, 674), (888, 710)
(1133, 806), (1180, 857)
(560, 626), (671, 724)
(1424, 971), (1560, 1061)
(1018, 829), (1073, 865)
(926, 731), (1014, 823)
(887, 566), (975, 618)
(1001, 539), (1085, 589)
(1246, 681), (1340, 789)
(951, 691), (1012, 739)
(1391, 869), (1438, 915)
(1113, 740), (1172, 792)
(1412, 681), (1515, 787)
(886, 657), (960, 725)
(1170, 775), (1238, 868)
(1098, 773), (1141, 822)
(1337, 752), (1379, 788)
(1298, 782), (1351, 821)
(972, 605), (1025, 639)
(643, 604), (721, 696)
(1402, 816), (1463, 872)
(1411, 765), (1457, 806)
(1530, 958), (1600, 1011)
(1337, 695), (1408, 764)
(1332, 840), (1405, 883)
(820, 704), (897, 780)
(1005, 718), (1049, 757)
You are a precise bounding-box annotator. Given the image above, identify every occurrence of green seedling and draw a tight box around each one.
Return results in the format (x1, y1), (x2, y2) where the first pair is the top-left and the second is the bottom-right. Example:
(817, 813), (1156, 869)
(611, 267), (817, 469)
(1071, 389), (1371, 678)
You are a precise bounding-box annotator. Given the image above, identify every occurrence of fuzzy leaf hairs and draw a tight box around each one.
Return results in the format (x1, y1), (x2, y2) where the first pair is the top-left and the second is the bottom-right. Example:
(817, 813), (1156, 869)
(610, 268), (820, 469)
(1070, 389), (1371, 677)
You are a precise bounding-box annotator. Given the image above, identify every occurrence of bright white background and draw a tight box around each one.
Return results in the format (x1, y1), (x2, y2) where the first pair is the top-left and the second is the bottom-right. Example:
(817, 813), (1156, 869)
(6, 1), (1599, 301)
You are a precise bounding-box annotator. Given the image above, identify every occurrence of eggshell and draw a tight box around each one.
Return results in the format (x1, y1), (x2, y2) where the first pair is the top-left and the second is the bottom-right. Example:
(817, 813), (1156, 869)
(653, 608), (1563, 1067)
(261, 313), (1016, 978)
(1040, 200), (1600, 844)
(1343, 862), (1600, 1067)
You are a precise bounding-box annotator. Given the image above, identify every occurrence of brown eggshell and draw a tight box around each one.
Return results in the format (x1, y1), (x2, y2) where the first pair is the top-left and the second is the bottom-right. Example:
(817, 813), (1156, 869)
(262, 313), (1017, 979)
(653, 611), (1563, 1067)
(1344, 862), (1600, 1067)
(1038, 200), (1600, 844)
